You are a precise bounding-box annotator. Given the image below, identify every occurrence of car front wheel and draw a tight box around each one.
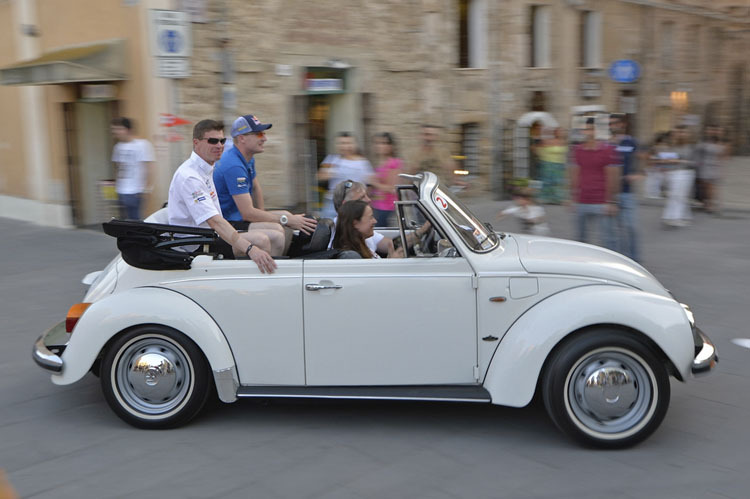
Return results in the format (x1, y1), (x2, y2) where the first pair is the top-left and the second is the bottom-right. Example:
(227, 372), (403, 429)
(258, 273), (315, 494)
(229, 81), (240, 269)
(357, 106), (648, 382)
(542, 330), (670, 448)
(101, 326), (211, 429)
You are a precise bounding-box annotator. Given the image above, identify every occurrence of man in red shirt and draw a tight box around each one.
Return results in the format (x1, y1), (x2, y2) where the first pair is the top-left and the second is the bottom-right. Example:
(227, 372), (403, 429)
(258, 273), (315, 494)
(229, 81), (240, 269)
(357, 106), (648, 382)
(569, 118), (621, 250)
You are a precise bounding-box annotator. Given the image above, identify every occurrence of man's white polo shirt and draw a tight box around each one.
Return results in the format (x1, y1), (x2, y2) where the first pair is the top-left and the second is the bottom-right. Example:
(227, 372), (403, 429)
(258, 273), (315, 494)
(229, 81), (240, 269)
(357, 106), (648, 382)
(168, 151), (222, 228)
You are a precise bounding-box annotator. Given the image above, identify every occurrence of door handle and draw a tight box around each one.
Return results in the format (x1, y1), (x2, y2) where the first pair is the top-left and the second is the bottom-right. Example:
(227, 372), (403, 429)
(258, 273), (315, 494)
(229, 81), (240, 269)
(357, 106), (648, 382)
(305, 283), (343, 291)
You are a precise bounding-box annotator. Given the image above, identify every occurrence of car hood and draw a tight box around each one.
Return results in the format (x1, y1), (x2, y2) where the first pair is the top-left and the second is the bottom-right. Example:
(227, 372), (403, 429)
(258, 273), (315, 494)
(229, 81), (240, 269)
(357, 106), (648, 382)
(512, 234), (669, 296)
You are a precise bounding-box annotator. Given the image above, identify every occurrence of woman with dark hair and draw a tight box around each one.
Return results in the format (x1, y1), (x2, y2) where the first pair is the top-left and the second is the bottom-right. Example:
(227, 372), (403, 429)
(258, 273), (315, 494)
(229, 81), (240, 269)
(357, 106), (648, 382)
(368, 132), (403, 226)
(332, 200), (377, 259)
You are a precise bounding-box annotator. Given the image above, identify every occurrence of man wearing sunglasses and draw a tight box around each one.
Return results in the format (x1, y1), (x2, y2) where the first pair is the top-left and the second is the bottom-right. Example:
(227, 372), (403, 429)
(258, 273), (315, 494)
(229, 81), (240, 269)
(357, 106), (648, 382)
(167, 119), (277, 273)
(213, 114), (317, 250)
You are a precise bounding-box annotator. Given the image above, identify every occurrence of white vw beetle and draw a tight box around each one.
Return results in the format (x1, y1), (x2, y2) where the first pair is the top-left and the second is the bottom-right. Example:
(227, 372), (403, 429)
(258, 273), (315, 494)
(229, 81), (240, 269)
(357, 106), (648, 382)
(33, 173), (716, 448)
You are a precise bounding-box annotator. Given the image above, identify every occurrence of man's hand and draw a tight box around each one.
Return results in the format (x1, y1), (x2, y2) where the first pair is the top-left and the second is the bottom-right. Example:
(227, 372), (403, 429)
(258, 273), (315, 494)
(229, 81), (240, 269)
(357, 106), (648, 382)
(288, 214), (317, 235)
(248, 245), (277, 274)
(606, 203), (619, 216)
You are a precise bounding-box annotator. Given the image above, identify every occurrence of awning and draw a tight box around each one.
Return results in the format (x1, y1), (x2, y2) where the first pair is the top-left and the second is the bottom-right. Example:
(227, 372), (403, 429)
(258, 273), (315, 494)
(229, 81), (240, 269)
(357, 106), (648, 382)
(0, 39), (127, 86)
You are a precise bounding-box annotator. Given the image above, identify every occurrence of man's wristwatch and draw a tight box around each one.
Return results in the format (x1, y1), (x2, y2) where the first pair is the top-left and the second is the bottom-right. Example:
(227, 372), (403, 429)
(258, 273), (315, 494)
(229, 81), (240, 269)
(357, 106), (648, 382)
(245, 244), (254, 258)
(279, 215), (288, 226)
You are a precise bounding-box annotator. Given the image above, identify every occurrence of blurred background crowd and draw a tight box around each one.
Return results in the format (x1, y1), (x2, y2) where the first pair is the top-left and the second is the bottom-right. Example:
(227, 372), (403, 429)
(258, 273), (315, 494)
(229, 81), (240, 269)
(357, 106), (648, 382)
(0, 0), (748, 238)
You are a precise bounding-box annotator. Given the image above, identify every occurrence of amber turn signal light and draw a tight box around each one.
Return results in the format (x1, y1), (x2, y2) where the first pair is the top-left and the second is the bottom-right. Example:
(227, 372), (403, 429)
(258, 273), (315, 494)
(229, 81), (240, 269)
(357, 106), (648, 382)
(65, 303), (91, 333)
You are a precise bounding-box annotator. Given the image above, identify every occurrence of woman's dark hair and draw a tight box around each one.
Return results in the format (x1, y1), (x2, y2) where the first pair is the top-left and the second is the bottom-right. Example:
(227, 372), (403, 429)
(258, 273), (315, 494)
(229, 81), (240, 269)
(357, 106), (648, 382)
(375, 132), (398, 156)
(333, 200), (372, 258)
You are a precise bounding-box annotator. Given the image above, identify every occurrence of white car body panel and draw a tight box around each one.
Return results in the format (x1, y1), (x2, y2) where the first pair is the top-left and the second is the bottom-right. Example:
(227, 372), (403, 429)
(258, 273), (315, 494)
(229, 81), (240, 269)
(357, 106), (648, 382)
(52, 287), (236, 386)
(482, 285), (694, 407)
(303, 257), (477, 385)
(164, 259), (305, 385)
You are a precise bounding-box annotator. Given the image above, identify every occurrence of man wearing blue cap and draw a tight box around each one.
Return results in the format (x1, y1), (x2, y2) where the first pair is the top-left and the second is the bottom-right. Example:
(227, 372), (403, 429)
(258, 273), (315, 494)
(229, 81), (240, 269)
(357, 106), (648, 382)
(214, 115), (317, 245)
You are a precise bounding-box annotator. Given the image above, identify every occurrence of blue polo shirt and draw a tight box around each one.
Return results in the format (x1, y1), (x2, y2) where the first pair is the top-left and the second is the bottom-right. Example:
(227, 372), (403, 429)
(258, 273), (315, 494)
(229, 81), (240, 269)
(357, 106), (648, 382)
(213, 146), (256, 221)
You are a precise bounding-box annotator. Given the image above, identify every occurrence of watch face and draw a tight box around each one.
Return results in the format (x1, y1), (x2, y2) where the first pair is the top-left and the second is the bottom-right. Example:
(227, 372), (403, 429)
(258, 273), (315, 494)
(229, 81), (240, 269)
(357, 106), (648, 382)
(280, 215), (288, 225)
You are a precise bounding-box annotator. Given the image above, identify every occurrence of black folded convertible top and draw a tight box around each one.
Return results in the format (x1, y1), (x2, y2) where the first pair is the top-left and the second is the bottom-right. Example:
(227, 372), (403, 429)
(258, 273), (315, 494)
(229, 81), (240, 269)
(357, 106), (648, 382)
(102, 219), (217, 270)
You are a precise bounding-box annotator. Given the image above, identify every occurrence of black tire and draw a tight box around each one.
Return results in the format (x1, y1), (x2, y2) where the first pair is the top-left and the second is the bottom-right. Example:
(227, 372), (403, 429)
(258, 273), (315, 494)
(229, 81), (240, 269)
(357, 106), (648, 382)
(542, 329), (670, 448)
(100, 325), (212, 429)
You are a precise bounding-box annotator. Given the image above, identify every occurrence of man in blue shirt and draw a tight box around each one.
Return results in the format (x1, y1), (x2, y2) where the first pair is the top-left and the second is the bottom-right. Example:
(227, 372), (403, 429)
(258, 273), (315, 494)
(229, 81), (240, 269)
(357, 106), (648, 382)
(609, 114), (640, 262)
(214, 114), (317, 254)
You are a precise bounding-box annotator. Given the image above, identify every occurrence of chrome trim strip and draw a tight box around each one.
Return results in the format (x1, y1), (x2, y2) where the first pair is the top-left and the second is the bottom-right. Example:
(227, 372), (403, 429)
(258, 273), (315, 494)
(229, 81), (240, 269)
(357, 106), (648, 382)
(692, 328), (719, 376)
(213, 367), (239, 403)
(32, 335), (63, 373)
(236, 385), (491, 403)
(236, 393), (490, 403)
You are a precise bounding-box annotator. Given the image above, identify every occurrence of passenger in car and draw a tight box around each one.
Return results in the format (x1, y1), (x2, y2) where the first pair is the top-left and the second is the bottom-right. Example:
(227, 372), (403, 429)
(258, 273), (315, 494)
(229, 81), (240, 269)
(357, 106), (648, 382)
(329, 180), (395, 256)
(213, 114), (316, 255)
(329, 179), (433, 258)
(332, 201), (377, 259)
(167, 119), (277, 274)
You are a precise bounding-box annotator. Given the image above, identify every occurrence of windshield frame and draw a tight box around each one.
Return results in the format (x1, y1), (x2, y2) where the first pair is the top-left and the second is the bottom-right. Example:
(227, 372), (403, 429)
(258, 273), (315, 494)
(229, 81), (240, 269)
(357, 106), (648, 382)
(427, 186), (499, 254)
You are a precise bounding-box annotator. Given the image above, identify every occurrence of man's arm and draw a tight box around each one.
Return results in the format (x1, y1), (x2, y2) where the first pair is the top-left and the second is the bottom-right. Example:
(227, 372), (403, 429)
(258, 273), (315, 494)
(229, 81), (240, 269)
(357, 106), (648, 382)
(205, 215), (276, 274)
(252, 178), (264, 210)
(233, 193), (317, 234)
(605, 164), (622, 215)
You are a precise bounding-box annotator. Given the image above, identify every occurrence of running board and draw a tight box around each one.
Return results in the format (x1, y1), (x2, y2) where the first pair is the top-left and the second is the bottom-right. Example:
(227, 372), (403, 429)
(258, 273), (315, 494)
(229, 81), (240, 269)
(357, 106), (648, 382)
(236, 385), (491, 403)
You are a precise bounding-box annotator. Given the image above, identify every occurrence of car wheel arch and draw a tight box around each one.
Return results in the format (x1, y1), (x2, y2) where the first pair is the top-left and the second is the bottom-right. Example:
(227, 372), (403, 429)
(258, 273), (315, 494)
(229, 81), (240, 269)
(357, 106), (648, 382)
(481, 285), (692, 408)
(52, 287), (239, 400)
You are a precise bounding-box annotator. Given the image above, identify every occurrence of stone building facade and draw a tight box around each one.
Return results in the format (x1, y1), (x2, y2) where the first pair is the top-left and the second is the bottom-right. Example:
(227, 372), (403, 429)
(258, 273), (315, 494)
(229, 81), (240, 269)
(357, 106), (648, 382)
(1, 0), (748, 226)
(178, 0), (750, 207)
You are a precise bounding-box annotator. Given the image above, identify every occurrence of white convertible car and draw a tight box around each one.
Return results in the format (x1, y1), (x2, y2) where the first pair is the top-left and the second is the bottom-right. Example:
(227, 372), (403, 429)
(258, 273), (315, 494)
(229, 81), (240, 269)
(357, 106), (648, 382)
(33, 172), (716, 448)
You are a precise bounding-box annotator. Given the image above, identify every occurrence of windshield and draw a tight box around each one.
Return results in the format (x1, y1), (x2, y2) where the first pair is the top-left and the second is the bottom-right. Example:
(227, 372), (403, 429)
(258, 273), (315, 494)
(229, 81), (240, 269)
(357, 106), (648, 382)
(430, 187), (499, 252)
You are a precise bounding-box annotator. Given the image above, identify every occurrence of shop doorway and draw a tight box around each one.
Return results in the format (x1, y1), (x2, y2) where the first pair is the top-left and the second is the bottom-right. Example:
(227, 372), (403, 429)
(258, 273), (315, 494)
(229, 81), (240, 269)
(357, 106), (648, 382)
(63, 101), (118, 227)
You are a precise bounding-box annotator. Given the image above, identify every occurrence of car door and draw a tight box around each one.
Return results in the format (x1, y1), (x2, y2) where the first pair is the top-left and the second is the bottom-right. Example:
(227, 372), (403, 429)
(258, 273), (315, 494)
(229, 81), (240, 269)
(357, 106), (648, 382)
(303, 254), (477, 386)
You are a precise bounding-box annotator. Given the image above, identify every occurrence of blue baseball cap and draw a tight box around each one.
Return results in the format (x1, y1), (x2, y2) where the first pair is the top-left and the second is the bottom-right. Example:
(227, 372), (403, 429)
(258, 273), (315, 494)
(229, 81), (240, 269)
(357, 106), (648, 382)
(230, 114), (272, 137)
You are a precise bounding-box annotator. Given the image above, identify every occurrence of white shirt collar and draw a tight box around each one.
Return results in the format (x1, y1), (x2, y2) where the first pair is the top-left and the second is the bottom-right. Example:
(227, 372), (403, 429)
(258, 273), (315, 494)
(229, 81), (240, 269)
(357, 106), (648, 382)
(190, 151), (215, 175)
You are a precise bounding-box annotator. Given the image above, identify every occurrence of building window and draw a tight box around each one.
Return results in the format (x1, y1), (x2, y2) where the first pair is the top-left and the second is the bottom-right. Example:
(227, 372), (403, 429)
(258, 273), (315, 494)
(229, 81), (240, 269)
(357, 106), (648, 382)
(688, 25), (700, 71)
(579, 11), (602, 68)
(710, 27), (723, 70)
(460, 123), (481, 175)
(458, 0), (487, 68)
(529, 5), (550, 68)
(661, 21), (674, 70)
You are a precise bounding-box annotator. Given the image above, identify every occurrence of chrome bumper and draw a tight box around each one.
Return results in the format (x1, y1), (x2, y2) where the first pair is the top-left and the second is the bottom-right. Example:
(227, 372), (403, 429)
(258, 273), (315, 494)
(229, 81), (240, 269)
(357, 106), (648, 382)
(32, 321), (68, 373)
(692, 327), (718, 376)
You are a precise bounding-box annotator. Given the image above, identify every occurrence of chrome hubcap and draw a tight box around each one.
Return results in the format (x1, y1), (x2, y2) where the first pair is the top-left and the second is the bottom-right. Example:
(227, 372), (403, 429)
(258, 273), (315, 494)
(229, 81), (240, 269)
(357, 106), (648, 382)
(581, 365), (638, 419)
(115, 336), (193, 416)
(567, 349), (654, 435)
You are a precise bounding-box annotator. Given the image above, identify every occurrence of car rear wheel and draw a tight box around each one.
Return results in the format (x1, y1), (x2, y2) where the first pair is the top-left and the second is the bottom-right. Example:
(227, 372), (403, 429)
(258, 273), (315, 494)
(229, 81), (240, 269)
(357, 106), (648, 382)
(101, 326), (211, 429)
(542, 329), (670, 448)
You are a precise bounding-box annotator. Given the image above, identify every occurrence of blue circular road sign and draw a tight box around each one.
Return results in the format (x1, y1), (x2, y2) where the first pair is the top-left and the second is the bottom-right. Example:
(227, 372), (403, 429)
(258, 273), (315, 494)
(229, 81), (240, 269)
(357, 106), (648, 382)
(609, 60), (641, 83)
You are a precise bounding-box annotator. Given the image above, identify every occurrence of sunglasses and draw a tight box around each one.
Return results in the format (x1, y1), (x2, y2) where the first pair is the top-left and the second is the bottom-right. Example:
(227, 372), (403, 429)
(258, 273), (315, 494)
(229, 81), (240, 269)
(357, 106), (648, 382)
(201, 137), (227, 145)
(343, 180), (354, 197)
(243, 131), (266, 139)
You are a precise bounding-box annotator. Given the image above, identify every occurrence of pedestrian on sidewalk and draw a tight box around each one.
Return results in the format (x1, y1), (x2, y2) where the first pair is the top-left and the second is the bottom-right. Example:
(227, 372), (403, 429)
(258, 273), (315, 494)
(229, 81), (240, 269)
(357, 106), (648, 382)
(645, 132), (670, 199)
(609, 114), (641, 262)
(537, 127), (568, 204)
(318, 132), (374, 219)
(569, 118), (620, 250)
(662, 125), (696, 227)
(111, 117), (155, 220)
(694, 124), (729, 215)
(497, 186), (550, 236)
(368, 132), (403, 227)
